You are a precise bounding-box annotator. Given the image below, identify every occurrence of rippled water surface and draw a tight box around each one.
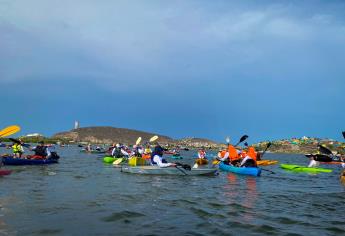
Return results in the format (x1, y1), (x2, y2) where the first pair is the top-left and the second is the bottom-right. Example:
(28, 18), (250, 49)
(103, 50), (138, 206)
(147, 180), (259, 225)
(1, 147), (344, 235)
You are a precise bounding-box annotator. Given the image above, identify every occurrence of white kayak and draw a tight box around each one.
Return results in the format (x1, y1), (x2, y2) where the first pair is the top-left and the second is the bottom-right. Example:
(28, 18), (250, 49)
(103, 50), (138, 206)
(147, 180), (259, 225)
(121, 166), (217, 176)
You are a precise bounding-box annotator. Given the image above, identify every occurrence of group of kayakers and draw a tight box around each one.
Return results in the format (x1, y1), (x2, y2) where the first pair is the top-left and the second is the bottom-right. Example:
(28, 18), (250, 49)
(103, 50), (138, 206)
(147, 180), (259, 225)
(216, 144), (259, 167)
(1, 139), (58, 160)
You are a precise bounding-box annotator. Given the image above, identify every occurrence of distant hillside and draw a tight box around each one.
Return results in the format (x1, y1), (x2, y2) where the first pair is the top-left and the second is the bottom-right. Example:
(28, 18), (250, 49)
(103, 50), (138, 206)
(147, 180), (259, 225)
(53, 126), (174, 144)
(176, 137), (219, 148)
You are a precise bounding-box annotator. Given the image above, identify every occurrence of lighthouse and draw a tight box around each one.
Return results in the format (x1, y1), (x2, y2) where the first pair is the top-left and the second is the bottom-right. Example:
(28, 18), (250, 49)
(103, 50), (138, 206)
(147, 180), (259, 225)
(74, 121), (80, 129)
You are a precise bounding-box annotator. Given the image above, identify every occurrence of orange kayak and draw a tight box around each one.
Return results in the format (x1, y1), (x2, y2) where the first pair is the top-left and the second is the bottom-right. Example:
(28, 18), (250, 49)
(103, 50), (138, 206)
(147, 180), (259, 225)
(320, 161), (344, 165)
(257, 160), (278, 166)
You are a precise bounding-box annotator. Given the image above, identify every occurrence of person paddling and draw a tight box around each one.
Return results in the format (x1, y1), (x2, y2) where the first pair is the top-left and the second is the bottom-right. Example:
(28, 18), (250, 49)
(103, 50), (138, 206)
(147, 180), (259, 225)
(198, 148), (207, 159)
(151, 144), (176, 168)
(12, 139), (24, 158)
(240, 146), (258, 167)
(31, 141), (51, 159)
(218, 144), (242, 166)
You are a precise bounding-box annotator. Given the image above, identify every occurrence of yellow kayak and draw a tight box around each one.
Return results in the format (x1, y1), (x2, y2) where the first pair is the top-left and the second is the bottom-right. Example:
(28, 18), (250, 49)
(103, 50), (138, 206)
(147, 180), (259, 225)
(257, 160), (278, 166)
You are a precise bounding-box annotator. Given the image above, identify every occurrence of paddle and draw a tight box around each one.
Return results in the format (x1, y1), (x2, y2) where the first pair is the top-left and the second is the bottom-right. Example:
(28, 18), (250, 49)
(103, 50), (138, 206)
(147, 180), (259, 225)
(257, 142), (275, 174)
(113, 158), (123, 165)
(135, 137), (142, 145)
(318, 144), (333, 156)
(9, 138), (31, 148)
(149, 135), (159, 142)
(342, 131), (345, 139)
(0, 125), (20, 138)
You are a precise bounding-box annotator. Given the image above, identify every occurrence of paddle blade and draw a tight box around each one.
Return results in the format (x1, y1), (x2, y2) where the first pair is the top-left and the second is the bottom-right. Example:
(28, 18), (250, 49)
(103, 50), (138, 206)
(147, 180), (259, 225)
(149, 135), (159, 142)
(318, 145), (333, 155)
(136, 137), (142, 145)
(193, 163), (198, 169)
(113, 158), (123, 165)
(342, 131), (345, 139)
(0, 125), (20, 137)
(267, 142), (272, 148)
(212, 160), (220, 165)
(225, 136), (230, 144)
(239, 135), (249, 143)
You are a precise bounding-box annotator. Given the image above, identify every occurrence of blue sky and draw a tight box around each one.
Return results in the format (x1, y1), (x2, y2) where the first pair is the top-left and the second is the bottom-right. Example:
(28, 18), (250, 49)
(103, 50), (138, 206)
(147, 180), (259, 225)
(1, 0), (345, 143)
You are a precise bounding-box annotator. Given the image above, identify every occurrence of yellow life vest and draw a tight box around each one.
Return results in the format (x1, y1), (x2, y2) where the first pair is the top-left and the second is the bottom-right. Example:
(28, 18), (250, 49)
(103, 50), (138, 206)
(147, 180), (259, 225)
(12, 143), (22, 153)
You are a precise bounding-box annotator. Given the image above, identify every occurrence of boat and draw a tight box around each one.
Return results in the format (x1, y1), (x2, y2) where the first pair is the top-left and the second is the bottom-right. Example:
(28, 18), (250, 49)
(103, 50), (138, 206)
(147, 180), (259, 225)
(0, 169), (12, 176)
(121, 166), (217, 176)
(320, 161), (344, 165)
(128, 157), (147, 166)
(80, 149), (106, 154)
(280, 164), (332, 173)
(257, 160), (278, 166)
(195, 158), (208, 165)
(164, 151), (180, 156)
(219, 162), (261, 176)
(1, 156), (58, 165)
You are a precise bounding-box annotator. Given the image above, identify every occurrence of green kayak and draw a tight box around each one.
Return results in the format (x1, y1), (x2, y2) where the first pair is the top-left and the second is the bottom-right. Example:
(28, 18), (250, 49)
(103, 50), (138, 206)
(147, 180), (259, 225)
(103, 156), (123, 164)
(280, 164), (332, 173)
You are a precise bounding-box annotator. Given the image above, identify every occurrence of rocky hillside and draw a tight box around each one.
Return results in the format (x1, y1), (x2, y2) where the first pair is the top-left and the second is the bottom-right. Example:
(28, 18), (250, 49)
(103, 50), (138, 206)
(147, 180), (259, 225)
(53, 126), (174, 144)
(176, 137), (219, 148)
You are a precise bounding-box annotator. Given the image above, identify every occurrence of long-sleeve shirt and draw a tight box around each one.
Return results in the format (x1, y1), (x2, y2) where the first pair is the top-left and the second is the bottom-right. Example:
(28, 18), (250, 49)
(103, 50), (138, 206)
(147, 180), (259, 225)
(152, 155), (174, 168)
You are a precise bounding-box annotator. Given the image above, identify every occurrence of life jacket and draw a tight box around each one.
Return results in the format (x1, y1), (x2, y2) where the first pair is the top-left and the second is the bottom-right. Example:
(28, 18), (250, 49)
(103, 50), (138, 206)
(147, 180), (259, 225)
(218, 150), (227, 158)
(247, 147), (257, 161)
(228, 145), (240, 161)
(34, 146), (47, 157)
(12, 144), (22, 153)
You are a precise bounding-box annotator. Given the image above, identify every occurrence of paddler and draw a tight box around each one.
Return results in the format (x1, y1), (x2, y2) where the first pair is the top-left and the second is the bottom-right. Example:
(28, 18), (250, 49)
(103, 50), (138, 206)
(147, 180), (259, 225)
(198, 147), (207, 159)
(151, 143), (176, 168)
(31, 141), (51, 159)
(217, 145), (242, 166)
(12, 139), (24, 158)
(111, 143), (130, 158)
(142, 143), (152, 159)
(240, 146), (257, 167)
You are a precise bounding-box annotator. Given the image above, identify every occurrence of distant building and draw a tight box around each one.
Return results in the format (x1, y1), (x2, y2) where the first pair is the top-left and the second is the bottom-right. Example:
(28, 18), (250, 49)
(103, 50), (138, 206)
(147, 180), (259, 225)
(74, 121), (80, 129)
(26, 133), (43, 137)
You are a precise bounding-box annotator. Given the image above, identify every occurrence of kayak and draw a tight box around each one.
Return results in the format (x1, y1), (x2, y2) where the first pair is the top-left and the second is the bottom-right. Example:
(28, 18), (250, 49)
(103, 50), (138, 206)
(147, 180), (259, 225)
(128, 157), (147, 166)
(103, 156), (123, 164)
(195, 158), (208, 165)
(2, 156), (58, 165)
(164, 151), (180, 156)
(121, 166), (217, 176)
(80, 150), (106, 154)
(280, 164), (332, 173)
(320, 161), (344, 165)
(219, 162), (261, 176)
(0, 169), (12, 176)
(257, 160), (278, 166)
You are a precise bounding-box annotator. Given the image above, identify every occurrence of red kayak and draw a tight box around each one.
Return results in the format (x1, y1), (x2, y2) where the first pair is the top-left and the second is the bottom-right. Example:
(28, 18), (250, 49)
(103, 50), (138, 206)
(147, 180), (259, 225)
(0, 169), (12, 176)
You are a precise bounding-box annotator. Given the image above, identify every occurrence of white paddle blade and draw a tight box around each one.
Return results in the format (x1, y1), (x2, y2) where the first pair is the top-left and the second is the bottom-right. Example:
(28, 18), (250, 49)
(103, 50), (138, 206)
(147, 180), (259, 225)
(149, 135), (159, 142)
(193, 163), (198, 169)
(225, 136), (230, 144)
(136, 137), (142, 145)
(113, 158), (123, 165)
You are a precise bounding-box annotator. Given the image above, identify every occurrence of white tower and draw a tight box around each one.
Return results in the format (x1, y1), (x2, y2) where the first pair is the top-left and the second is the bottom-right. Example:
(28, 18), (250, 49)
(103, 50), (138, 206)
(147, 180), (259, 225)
(74, 121), (80, 129)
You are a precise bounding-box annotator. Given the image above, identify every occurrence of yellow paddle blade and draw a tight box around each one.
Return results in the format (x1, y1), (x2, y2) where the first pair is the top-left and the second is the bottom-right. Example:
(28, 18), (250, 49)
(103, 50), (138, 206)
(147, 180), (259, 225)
(113, 158), (123, 165)
(136, 137), (142, 145)
(212, 160), (220, 165)
(149, 135), (159, 142)
(0, 125), (21, 137)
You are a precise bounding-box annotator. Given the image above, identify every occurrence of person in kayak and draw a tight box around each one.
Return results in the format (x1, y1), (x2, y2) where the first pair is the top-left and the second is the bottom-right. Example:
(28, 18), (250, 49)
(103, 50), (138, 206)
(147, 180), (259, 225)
(111, 143), (130, 158)
(12, 139), (24, 158)
(198, 148), (207, 159)
(31, 141), (51, 158)
(240, 146), (257, 167)
(151, 144), (176, 168)
(218, 145), (242, 166)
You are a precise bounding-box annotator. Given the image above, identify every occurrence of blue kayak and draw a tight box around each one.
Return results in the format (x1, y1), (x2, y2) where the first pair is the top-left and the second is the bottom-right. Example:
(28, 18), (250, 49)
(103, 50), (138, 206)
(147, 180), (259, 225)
(219, 162), (261, 176)
(1, 156), (58, 165)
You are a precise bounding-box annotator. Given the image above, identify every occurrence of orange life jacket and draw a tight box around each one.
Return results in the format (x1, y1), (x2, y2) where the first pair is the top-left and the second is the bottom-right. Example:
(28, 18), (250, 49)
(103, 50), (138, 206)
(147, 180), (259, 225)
(228, 145), (240, 161)
(247, 147), (257, 161)
(218, 150), (227, 158)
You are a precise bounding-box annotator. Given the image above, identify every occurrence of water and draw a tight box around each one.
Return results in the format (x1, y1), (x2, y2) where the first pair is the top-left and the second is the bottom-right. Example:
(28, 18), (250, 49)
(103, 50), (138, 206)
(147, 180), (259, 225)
(1, 147), (344, 235)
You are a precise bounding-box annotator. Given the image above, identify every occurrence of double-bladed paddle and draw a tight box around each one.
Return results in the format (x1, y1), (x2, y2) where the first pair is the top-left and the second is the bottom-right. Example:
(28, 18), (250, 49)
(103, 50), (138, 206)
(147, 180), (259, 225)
(0, 125), (20, 138)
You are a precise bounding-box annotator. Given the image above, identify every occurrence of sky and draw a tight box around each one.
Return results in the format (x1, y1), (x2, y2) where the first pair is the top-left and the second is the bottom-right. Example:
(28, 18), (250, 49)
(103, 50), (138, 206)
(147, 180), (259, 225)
(1, 0), (345, 143)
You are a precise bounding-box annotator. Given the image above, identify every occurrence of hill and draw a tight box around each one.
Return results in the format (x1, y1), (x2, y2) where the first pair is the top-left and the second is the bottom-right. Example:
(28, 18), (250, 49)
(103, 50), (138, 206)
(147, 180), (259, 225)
(53, 126), (174, 144)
